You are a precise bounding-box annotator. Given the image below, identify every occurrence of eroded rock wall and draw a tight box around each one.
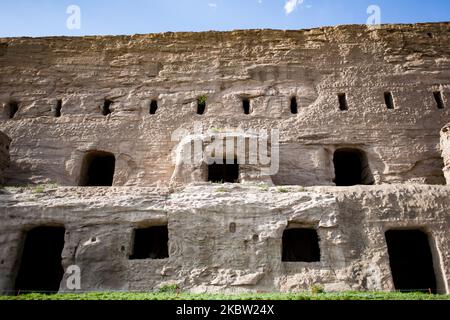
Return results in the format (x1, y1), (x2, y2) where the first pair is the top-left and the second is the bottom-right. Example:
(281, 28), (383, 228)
(442, 124), (450, 184)
(0, 185), (448, 294)
(0, 131), (10, 184)
(0, 23), (449, 186)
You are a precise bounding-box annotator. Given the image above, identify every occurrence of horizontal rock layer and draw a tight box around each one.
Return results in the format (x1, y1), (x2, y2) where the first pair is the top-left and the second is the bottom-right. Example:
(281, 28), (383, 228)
(0, 185), (448, 294)
(0, 23), (449, 186)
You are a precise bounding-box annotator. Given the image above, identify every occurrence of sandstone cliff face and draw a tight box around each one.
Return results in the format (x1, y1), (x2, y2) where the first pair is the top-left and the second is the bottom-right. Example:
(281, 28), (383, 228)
(0, 23), (449, 186)
(0, 185), (448, 294)
(0, 24), (449, 295)
(0, 131), (10, 184)
(442, 124), (450, 184)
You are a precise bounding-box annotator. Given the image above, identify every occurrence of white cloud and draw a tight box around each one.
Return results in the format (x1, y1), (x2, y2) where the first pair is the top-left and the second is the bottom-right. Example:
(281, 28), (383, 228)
(208, 3), (217, 8)
(284, 0), (303, 15)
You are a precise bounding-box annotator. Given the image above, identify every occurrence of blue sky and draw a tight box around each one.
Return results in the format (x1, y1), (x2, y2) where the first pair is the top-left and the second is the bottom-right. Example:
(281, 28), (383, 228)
(0, 0), (449, 37)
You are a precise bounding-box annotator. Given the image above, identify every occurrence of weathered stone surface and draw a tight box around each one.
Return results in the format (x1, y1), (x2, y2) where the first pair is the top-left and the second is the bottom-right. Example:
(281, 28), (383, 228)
(0, 23), (449, 186)
(0, 184), (448, 294)
(0, 23), (449, 295)
(441, 123), (450, 184)
(0, 131), (10, 184)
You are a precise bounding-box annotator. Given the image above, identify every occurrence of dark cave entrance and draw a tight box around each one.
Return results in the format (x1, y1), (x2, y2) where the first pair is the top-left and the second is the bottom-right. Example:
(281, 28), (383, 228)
(208, 159), (239, 183)
(53, 99), (62, 117)
(333, 148), (374, 186)
(290, 97), (298, 114)
(7, 101), (19, 119)
(338, 93), (348, 111)
(150, 100), (158, 114)
(384, 92), (395, 109)
(102, 99), (112, 116)
(15, 226), (65, 294)
(129, 226), (169, 260)
(282, 228), (321, 262)
(385, 230), (437, 293)
(79, 151), (116, 186)
(242, 98), (251, 115)
(434, 91), (445, 109)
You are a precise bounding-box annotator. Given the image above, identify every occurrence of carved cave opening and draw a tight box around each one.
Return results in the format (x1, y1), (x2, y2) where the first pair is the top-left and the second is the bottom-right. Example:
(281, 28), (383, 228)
(53, 99), (62, 117)
(290, 97), (298, 114)
(79, 151), (116, 186)
(434, 91), (445, 109)
(208, 159), (239, 183)
(338, 93), (348, 111)
(384, 92), (395, 110)
(282, 228), (321, 262)
(15, 226), (65, 294)
(129, 226), (169, 260)
(150, 100), (158, 114)
(385, 230), (437, 293)
(333, 148), (374, 186)
(243, 98), (250, 115)
(197, 97), (206, 115)
(7, 101), (19, 119)
(102, 99), (113, 116)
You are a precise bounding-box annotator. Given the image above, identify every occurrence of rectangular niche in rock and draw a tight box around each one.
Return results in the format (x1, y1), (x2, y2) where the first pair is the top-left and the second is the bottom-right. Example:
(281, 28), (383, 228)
(282, 228), (320, 262)
(208, 159), (239, 183)
(385, 229), (438, 293)
(15, 226), (66, 294)
(129, 226), (169, 260)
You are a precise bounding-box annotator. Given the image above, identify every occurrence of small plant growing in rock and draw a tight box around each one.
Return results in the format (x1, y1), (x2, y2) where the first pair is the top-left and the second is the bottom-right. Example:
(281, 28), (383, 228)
(198, 95), (207, 105)
(310, 284), (325, 294)
(216, 187), (227, 193)
(209, 127), (221, 133)
(277, 187), (289, 193)
(259, 184), (269, 192)
(158, 283), (179, 293)
(297, 187), (305, 192)
(196, 95), (207, 115)
(32, 185), (45, 194)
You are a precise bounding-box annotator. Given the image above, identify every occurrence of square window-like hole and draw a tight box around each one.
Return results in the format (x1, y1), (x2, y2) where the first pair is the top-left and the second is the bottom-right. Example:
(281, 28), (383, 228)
(282, 228), (320, 262)
(129, 226), (169, 260)
(208, 159), (239, 183)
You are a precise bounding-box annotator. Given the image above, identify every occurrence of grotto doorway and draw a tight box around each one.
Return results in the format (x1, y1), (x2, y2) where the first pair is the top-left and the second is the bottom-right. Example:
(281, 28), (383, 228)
(129, 226), (169, 260)
(15, 226), (65, 294)
(385, 230), (437, 293)
(333, 148), (374, 186)
(79, 151), (116, 186)
(282, 228), (320, 262)
(6, 101), (19, 119)
(208, 159), (239, 183)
